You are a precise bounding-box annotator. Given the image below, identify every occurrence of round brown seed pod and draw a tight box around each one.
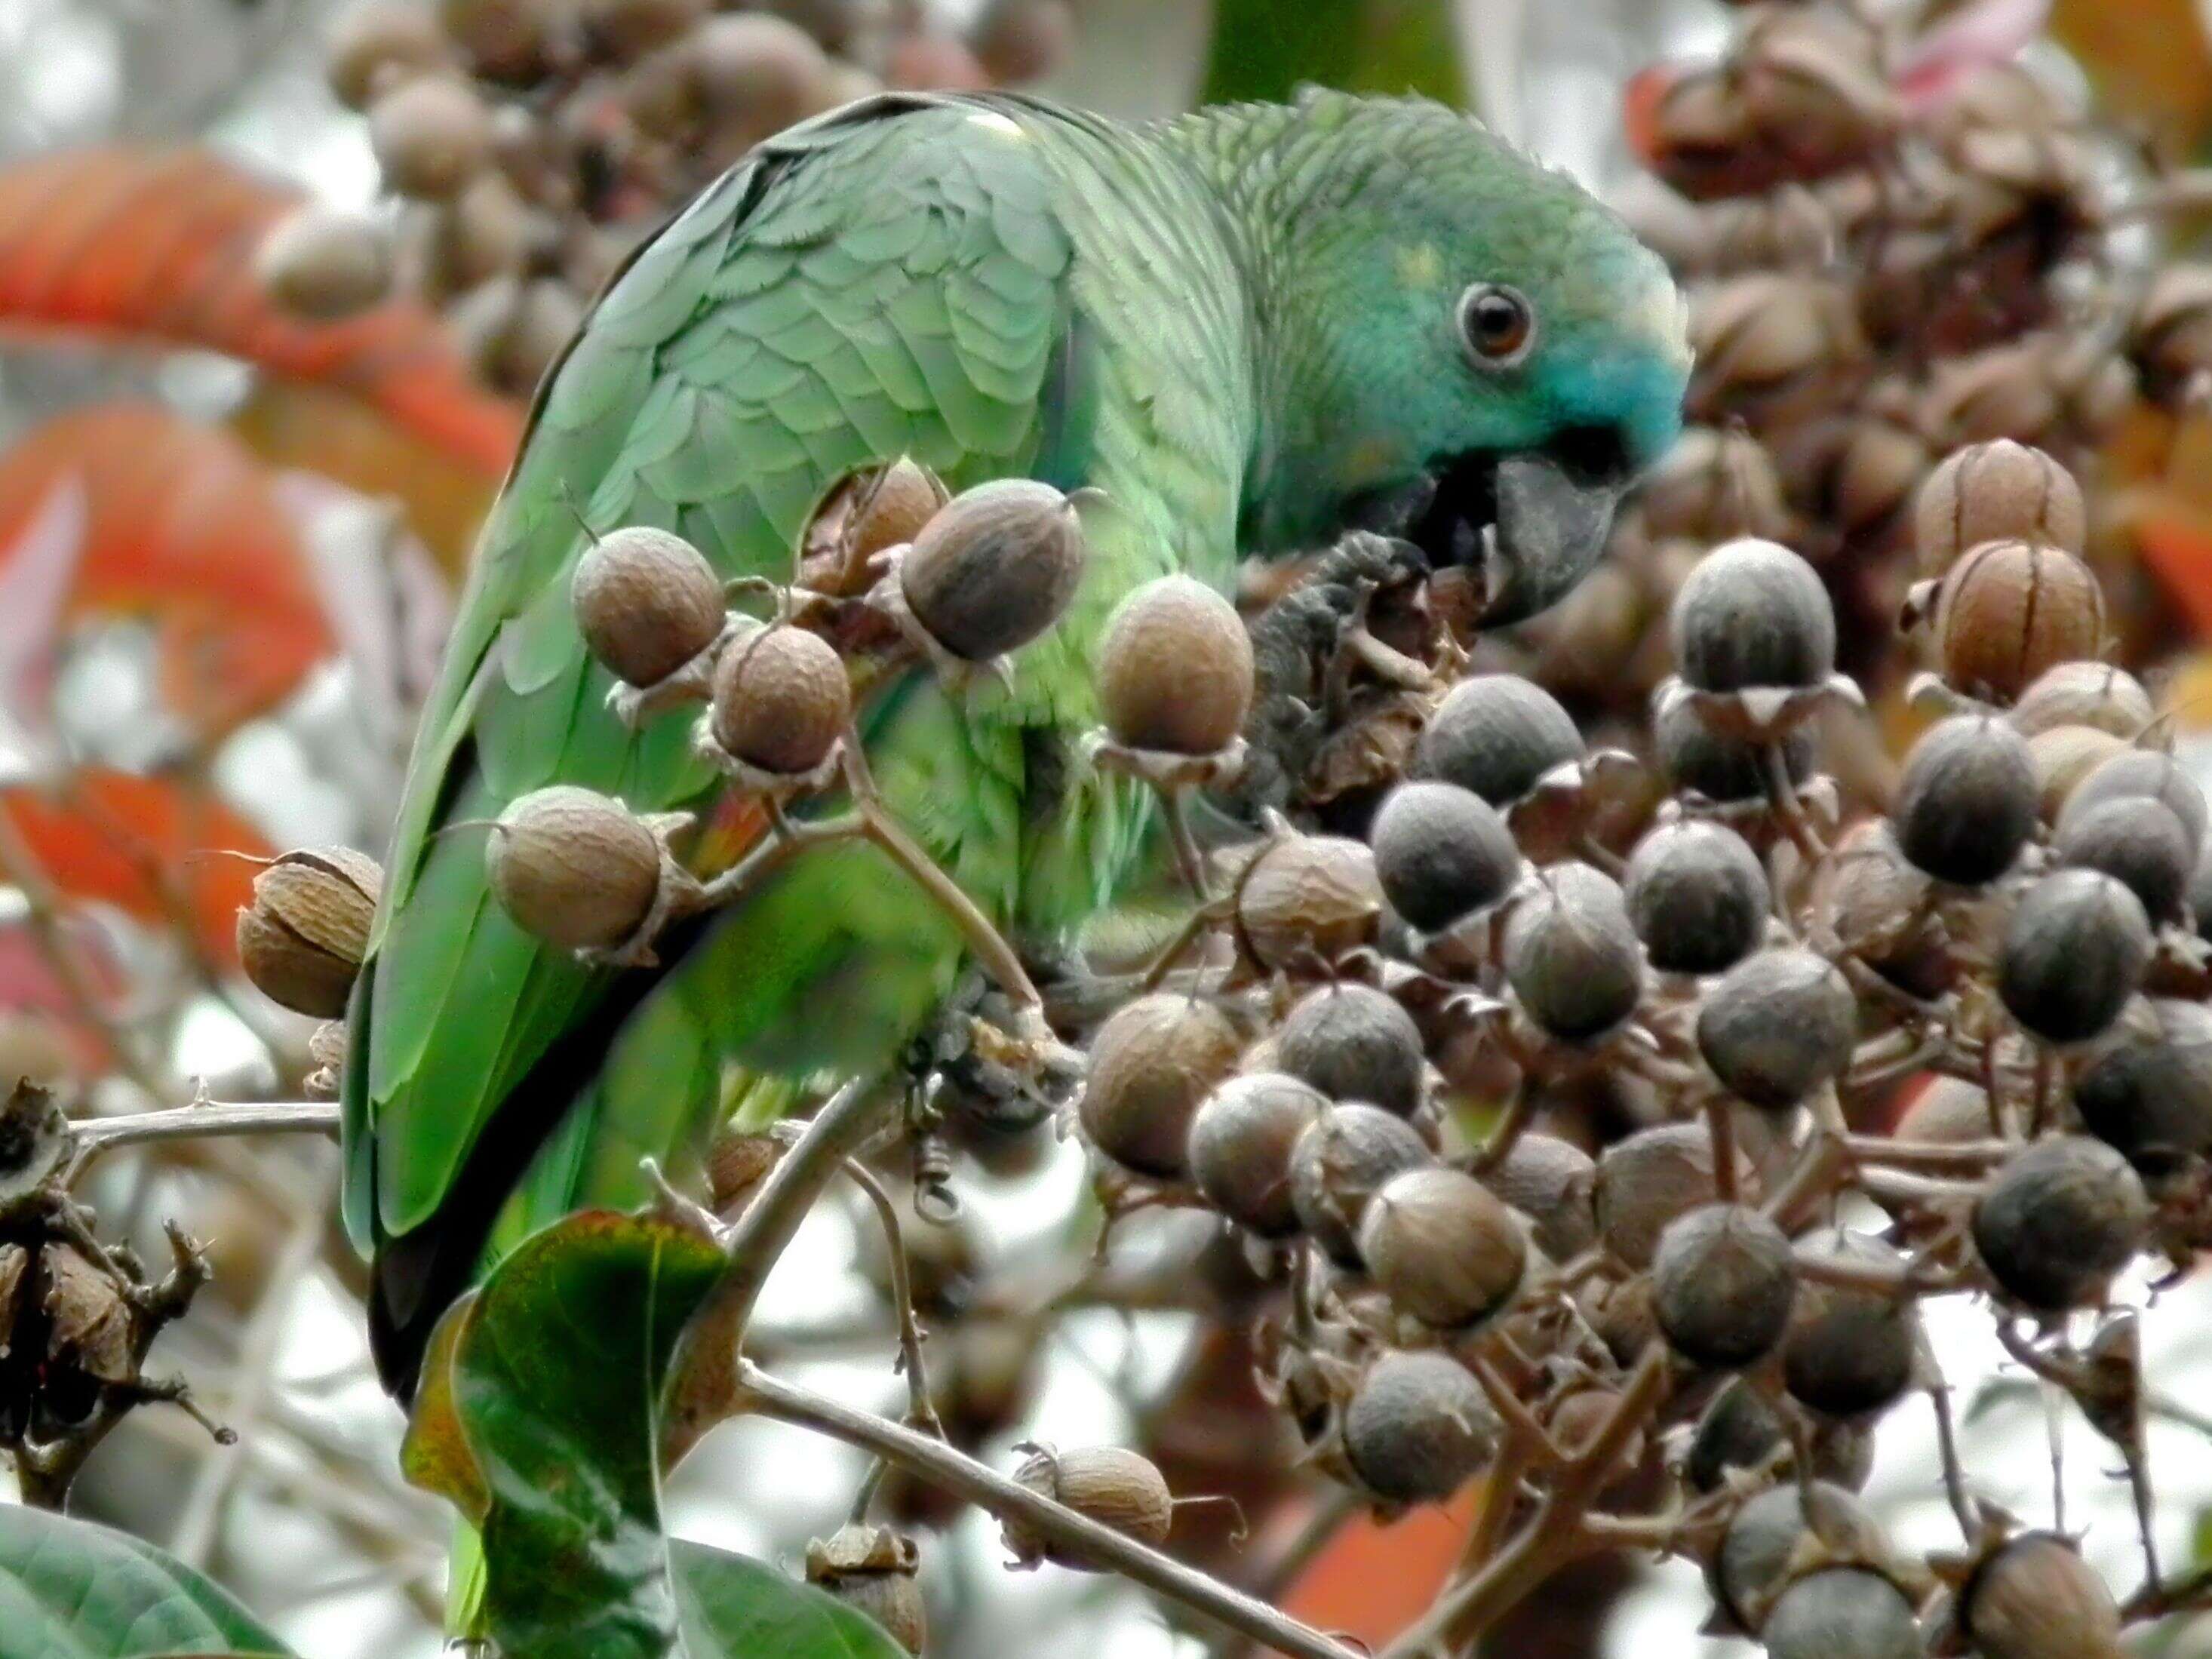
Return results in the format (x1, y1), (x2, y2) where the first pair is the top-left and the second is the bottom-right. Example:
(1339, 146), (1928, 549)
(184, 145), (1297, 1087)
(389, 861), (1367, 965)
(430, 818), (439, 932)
(1623, 819), (1770, 976)
(2074, 998), (2212, 1164)
(1783, 1230), (1918, 1418)
(1974, 1135), (2149, 1311)
(2058, 748), (2210, 856)
(1002, 1445), (1172, 1570)
(709, 623), (849, 776)
(1670, 536), (1836, 692)
(582, 0), (708, 59)
(255, 207), (395, 322)
(2028, 724), (2128, 822)
(2009, 661), (2154, 740)
(1651, 1203), (1796, 1369)
(899, 480), (1087, 661)
(1687, 1378), (1873, 1495)
(1097, 575), (1253, 754)
(1288, 1103), (1433, 1267)
(572, 526), (724, 688)
(1913, 439), (2085, 577)
(1715, 1482), (1888, 1633)
(1275, 982), (1425, 1120)
(1235, 834), (1382, 972)
(803, 1526), (925, 1656)
(1893, 1076), (1998, 1144)
(1697, 948), (1855, 1111)
(1593, 1122), (1734, 1271)
(1998, 869), (2151, 1045)
(1476, 1132), (1597, 1264)
(846, 458), (949, 570)
(1579, 1271), (1657, 1366)
(1932, 539), (2105, 702)
(488, 786), (663, 951)
(1358, 1166), (1527, 1329)
(1341, 1350), (1498, 1506)
(1504, 862), (1644, 1045)
(1762, 1568), (1922, 1659)
(1892, 715), (2036, 886)
(1816, 820), (1949, 998)
(1369, 780), (1520, 933)
(236, 848), (382, 1018)
(327, 1), (448, 108)
(2055, 797), (2192, 923)
(1186, 1072), (1328, 1237)
(367, 74), (493, 201)
(1078, 994), (1241, 1179)
(1415, 674), (1584, 806)
(1959, 1533), (2123, 1659)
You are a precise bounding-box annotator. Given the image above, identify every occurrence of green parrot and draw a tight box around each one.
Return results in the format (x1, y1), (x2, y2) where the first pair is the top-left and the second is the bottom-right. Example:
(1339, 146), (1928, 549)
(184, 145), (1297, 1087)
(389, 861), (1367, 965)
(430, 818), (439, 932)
(345, 87), (1691, 1397)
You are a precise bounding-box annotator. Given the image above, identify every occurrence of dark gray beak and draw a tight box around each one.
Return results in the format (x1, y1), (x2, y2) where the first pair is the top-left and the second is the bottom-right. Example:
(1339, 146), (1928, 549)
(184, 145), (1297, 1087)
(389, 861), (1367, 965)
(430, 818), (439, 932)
(1477, 448), (1629, 628)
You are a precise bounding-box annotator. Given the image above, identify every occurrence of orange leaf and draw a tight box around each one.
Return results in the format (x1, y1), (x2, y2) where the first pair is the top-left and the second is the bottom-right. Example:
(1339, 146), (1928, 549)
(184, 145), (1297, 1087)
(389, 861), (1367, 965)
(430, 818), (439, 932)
(0, 404), (336, 734)
(0, 770), (269, 966)
(0, 146), (521, 478)
(1279, 1488), (1478, 1649)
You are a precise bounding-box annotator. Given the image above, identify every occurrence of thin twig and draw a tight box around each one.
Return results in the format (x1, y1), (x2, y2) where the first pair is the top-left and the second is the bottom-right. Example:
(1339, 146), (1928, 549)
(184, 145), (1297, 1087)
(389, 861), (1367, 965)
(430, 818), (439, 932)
(836, 1158), (946, 1522)
(66, 1098), (339, 1180)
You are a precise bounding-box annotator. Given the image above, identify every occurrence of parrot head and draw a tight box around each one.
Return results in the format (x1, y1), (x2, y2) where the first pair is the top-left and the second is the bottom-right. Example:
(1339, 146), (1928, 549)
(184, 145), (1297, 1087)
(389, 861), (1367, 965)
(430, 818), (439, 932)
(1238, 93), (1692, 625)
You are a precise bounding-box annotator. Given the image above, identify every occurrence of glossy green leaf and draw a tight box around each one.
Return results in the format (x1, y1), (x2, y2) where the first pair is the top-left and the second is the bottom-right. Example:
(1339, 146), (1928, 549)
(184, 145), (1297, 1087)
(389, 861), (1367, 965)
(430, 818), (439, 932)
(0, 1505), (295, 1658)
(671, 1541), (908, 1659)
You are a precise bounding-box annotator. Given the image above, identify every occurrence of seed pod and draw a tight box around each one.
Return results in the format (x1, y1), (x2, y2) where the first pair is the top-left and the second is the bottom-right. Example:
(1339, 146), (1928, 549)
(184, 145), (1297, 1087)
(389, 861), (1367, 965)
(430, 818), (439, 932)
(1288, 1103), (1433, 1266)
(1784, 1231), (1917, 1418)
(2074, 999), (2212, 1163)
(1415, 674), (1585, 806)
(1974, 1136), (2149, 1311)
(1715, 1482), (1888, 1633)
(845, 459), (950, 571)
(1235, 834), (1383, 972)
(709, 622), (849, 776)
(1893, 1076), (1998, 1144)
(899, 481), (1087, 661)
(803, 1526), (926, 1656)
(1998, 870), (2151, 1044)
(1892, 715), (2036, 886)
(1594, 1122), (1731, 1271)
(1637, 426), (1794, 543)
(1186, 1072), (1328, 1236)
(2029, 724), (2128, 822)
(368, 74), (493, 200)
(582, 0), (708, 59)
(1504, 862), (1644, 1045)
(2058, 748), (2210, 856)
(236, 849), (382, 1018)
(1003, 1445), (1172, 1570)
(2009, 661), (2153, 740)
(1959, 1533), (2123, 1659)
(2055, 797), (2192, 923)
(327, 2), (447, 107)
(487, 786), (663, 951)
(972, 0), (1073, 82)
(572, 526), (724, 687)
(1697, 948), (1856, 1110)
(1670, 537), (1836, 692)
(1820, 410), (1929, 536)
(256, 207), (394, 321)
(1341, 1350), (1498, 1506)
(1914, 440), (2086, 577)
(1275, 983), (1425, 1120)
(1624, 820), (1770, 975)
(1359, 1167), (1527, 1329)
(1690, 275), (1860, 411)
(1078, 994), (1241, 1179)
(1369, 781), (1520, 933)
(1762, 1568), (1922, 1659)
(2137, 263), (2212, 404)
(1931, 539), (2105, 703)
(1816, 820), (1949, 997)
(1578, 1271), (1657, 1366)
(1687, 1378), (1873, 1495)
(40, 1243), (136, 1386)
(1651, 1203), (1796, 1369)
(1655, 686), (1817, 802)
(1097, 576), (1253, 754)
(1476, 1133), (1597, 1264)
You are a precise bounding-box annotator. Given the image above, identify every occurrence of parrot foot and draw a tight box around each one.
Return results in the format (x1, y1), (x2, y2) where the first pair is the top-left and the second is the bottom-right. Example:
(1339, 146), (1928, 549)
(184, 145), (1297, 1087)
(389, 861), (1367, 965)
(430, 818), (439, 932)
(909, 974), (1083, 1147)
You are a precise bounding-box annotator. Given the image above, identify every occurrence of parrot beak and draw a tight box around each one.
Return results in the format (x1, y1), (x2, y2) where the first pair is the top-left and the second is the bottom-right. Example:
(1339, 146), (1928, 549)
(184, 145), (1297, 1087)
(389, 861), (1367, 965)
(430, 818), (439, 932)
(1475, 442), (1631, 626)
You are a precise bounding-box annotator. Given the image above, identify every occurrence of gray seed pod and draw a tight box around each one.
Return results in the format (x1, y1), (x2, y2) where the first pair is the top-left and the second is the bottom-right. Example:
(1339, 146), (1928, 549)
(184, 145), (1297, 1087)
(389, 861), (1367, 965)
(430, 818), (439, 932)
(1687, 1378), (1873, 1495)
(1670, 536), (1837, 691)
(1504, 862), (1645, 1044)
(1651, 1203), (1797, 1369)
(2073, 999), (2212, 1164)
(1997, 870), (2151, 1045)
(1974, 1135), (2150, 1311)
(1762, 1568), (1922, 1659)
(1276, 982), (1427, 1119)
(1783, 1231), (1917, 1418)
(1288, 1104), (1433, 1267)
(1655, 686), (1817, 802)
(2058, 748), (2210, 856)
(900, 479), (1087, 661)
(1892, 715), (2036, 886)
(1476, 1132), (1597, 1263)
(2010, 660), (2155, 740)
(1697, 948), (1857, 1110)
(1369, 780), (1522, 932)
(1594, 1122), (1731, 1271)
(1341, 1350), (1498, 1506)
(1415, 674), (1585, 806)
(1185, 1072), (1329, 1237)
(1624, 819), (1771, 975)
(1960, 1533), (2124, 1659)
(2055, 797), (2192, 923)
(1715, 1482), (1888, 1633)
(1359, 1166), (1528, 1329)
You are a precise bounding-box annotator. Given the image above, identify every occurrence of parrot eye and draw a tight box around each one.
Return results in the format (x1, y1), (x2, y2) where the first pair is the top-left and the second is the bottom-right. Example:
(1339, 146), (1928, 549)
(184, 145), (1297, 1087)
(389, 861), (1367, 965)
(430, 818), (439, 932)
(1458, 284), (1535, 367)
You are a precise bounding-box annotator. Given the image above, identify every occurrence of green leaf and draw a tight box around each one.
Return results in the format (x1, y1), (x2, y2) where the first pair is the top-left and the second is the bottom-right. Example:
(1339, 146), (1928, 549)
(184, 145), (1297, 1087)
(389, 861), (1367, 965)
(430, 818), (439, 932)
(671, 1541), (908, 1658)
(1200, 0), (1463, 106)
(0, 1505), (295, 1658)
